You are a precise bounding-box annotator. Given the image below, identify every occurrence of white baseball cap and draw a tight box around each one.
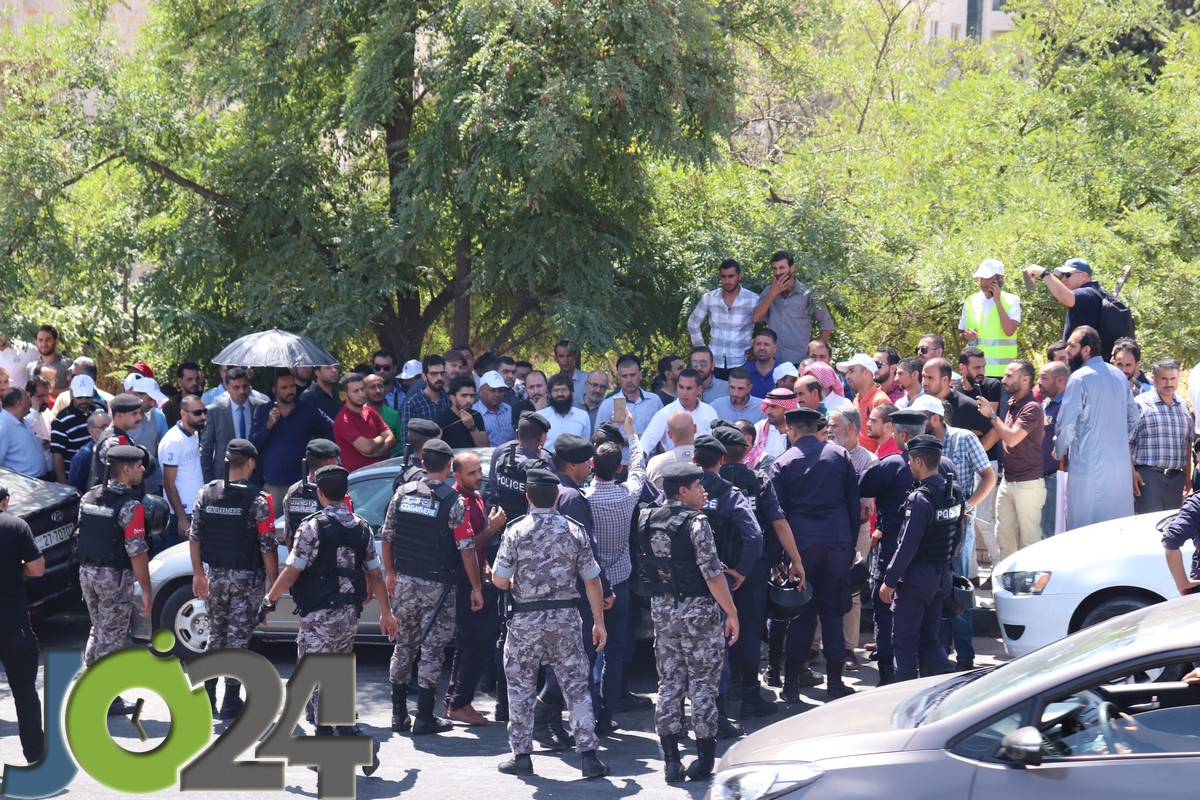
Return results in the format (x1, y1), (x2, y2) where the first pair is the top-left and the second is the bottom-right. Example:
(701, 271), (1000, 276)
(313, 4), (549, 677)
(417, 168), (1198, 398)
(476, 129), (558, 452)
(399, 359), (423, 380)
(479, 370), (507, 389)
(773, 362), (799, 382)
(972, 258), (1005, 279)
(124, 373), (167, 403)
(70, 374), (96, 398)
(909, 394), (946, 417)
(835, 354), (879, 374)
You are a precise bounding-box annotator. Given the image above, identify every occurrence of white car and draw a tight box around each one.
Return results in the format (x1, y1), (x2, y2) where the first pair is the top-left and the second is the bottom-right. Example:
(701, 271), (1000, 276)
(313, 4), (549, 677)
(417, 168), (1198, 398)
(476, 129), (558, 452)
(993, 510), (1193, 659)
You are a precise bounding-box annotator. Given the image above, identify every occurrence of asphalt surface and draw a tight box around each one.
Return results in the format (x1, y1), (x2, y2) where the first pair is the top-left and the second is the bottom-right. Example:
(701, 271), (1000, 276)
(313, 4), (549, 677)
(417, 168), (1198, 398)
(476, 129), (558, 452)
(0, 598), (1011, 800)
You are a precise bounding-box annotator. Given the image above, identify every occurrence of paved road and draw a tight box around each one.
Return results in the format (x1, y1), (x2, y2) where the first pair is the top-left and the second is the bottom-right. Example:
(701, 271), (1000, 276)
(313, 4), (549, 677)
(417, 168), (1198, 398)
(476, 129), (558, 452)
(0, 600), (1011, 800)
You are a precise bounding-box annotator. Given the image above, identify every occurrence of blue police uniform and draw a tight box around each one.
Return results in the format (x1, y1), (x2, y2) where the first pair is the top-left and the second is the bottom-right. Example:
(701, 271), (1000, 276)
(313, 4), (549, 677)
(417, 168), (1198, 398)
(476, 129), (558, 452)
(883, 473), (960, 681)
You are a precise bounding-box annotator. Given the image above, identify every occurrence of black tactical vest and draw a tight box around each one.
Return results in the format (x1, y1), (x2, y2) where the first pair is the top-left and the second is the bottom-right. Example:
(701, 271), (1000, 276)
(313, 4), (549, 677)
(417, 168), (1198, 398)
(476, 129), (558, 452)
(635, 505), (710, 600)
(911, 478), (965, 567)
(77, 485), (134, 569)
(491, 442), (548, 521)
(292, 514), (369, 616)
(197, 481), (263, 571)
(700, 473), (742, 570)
(390, 479), (460, 583)
(286, 481), (321, 539)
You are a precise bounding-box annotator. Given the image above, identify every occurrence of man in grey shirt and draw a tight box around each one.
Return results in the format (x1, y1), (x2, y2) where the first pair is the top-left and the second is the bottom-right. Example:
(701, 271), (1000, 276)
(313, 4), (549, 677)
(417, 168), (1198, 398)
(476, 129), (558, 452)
(752, 250), (834, 363)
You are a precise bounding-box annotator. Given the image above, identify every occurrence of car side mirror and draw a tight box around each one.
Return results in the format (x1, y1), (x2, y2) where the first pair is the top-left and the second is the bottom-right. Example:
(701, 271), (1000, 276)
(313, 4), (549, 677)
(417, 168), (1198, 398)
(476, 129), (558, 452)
(1000, 727), (1044, 767)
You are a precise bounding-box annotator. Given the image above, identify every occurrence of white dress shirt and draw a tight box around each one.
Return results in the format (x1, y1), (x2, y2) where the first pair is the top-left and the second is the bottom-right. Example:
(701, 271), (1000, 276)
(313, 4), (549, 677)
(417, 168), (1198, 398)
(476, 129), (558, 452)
(640, 399), (718, 456)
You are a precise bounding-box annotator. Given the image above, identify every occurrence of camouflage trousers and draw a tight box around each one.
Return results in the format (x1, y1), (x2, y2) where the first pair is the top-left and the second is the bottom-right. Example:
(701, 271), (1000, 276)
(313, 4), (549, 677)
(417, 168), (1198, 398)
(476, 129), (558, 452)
(388, 575), (456, 688)
(298, 606), (359, 722)
(651, 595), (724, 740)
(504, 608), (598, 755)
(205, 568), (264, 652)
(80, 565), (135, 667)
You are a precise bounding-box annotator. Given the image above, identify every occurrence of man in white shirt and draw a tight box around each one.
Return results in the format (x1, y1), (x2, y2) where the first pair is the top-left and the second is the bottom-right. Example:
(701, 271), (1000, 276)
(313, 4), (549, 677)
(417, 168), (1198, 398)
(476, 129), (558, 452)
(536, 372), (591, 452)
(687, 259), (760, 378)
(0, 335), (36, 384)
(596, 354), (663, 463)
(158, 394), (207, 549)
(639, 369), (717, 456)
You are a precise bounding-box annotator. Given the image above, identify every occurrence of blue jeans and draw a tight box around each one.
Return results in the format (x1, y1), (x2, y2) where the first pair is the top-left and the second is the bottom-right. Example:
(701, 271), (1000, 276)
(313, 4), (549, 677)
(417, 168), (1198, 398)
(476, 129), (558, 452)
(943, 522), (975, 663)
(1040, 474), (1057, 539)
(593, 581), (630, 719)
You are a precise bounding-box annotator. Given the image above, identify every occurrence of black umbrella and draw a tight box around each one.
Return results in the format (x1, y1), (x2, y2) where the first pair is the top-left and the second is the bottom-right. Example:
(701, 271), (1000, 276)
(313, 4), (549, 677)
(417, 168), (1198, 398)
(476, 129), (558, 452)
(212, 328), (337, 368)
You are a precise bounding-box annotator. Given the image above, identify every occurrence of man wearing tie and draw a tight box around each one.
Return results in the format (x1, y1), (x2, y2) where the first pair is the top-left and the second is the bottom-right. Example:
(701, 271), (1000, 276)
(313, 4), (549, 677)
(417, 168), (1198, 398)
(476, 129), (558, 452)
(200, 367), (266, 483)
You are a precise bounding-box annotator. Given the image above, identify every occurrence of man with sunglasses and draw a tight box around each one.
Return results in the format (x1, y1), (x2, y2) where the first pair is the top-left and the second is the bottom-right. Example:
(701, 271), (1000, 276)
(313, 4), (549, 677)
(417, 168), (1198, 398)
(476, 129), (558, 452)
(251, 370), (335, 511)
(370, 349), (406, 410)
(689, 345), (729, 404)
(159, 394), (208, 550)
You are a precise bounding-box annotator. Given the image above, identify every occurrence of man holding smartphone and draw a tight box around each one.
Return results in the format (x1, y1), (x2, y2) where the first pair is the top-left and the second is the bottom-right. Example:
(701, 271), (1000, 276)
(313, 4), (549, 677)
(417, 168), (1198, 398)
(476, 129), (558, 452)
(958, 258), (1021, 379)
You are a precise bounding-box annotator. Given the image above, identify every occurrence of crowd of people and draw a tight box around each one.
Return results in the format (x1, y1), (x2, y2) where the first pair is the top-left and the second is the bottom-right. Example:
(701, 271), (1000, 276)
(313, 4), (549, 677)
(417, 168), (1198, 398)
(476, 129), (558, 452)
(0, 248), (1194, 780)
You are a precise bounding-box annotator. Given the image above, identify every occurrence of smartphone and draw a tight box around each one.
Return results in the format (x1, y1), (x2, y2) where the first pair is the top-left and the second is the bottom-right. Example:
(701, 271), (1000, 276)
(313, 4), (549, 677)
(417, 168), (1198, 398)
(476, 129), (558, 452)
(613, 396), (627, 423)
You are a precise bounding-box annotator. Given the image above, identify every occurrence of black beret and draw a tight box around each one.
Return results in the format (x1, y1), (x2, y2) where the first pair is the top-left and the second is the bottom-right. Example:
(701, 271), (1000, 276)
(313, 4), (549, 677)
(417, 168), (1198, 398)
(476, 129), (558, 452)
(711, 425), (749, 448)
(305, 438), (340, 459)
(226, 438), (258, 458)
(422, 439), (454, 457)
(106, 444), (146, 465)
(905, 434), (943, 453)
(693, 434), (727, 455)
(710, 418), (736, 431)
(554, 433), (594, 463)
(110, 393), (143, 413)
(889, 409), (928, 426)
(661, 462), (704, 487)
(593, 422), (626, 447)
(518, 410), (551, 434)
(407, 418), (442, 438)
(784, 407), (823, 425)
(525, 468), (561, 487)
(313, 464), (349, 494)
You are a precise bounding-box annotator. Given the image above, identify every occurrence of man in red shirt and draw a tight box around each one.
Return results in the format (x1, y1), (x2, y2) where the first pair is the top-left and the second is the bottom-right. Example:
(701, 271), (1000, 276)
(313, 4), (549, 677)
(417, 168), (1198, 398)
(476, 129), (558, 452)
(333, 373), (395, 472)
(837, 354), (888, 452)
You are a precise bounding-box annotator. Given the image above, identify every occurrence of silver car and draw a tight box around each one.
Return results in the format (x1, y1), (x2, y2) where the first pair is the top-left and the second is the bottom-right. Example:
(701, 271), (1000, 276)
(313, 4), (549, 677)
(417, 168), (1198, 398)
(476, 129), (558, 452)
(709, 595), (1200, 799)
(132, 449), (494, 658)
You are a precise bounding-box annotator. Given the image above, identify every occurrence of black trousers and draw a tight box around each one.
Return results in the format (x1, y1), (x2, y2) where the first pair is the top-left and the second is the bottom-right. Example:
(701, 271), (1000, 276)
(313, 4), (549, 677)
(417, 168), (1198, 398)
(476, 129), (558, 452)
(0, 625), (44, 763)
(446, 579), (501, 710)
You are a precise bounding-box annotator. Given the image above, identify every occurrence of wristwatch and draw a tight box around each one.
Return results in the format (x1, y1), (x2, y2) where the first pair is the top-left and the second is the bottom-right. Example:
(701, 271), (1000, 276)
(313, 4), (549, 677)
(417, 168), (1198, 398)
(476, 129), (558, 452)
(466, 425), (478, 432)
(989, 412), (998, 420)
(261, 595), (277, 612)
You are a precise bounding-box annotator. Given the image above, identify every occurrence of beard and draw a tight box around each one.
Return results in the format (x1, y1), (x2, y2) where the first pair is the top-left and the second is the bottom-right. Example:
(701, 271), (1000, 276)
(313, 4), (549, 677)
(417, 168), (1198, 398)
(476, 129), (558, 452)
(550, 396), (574, 415)
(1068, 353), (1085, 372)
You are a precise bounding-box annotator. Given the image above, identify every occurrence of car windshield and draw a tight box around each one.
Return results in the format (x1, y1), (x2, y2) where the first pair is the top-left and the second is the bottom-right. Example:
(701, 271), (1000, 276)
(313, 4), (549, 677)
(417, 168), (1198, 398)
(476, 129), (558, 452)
(917, 598), (1200, 725)
(348, 475), (396, 528)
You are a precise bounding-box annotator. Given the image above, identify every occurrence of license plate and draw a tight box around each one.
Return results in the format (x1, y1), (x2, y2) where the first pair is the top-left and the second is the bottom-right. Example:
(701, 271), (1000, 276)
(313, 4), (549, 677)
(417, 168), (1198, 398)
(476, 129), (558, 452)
(35, 524), (74, 552)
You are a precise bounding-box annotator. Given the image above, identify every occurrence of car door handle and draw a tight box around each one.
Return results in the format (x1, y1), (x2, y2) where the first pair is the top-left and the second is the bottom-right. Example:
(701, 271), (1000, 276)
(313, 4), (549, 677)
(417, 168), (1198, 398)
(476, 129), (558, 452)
(1127, 701), (1160, 712)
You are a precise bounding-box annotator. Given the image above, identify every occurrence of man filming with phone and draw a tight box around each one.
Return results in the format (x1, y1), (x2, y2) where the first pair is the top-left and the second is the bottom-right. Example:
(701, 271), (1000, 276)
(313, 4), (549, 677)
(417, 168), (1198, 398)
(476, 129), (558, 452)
(958, 259), (1021, 380)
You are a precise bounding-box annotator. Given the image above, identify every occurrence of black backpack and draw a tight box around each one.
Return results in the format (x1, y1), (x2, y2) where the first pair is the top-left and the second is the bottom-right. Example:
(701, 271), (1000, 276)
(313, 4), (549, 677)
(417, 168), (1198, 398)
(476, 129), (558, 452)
(1091, 286), (1136, 357)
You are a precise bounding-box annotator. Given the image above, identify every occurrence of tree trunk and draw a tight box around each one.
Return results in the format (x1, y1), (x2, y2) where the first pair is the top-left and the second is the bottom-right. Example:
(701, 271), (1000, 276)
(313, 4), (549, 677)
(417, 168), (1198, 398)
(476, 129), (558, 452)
(452, 227), (472, 347)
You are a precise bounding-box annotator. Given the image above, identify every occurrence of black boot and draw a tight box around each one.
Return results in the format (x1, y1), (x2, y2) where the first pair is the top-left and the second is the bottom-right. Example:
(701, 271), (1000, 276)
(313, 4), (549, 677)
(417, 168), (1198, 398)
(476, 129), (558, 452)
(204, 679), (218, 716)
(580, 749), (610, 778)
(765, 623), (785, 686)
(532, 698), (572, 750)
(782, 657), (805, 704)
(686, 737), (717, 781)
(218, 679), (243, 720)
(494, 673), (509, 723)
(660, 735), (684, 783)
(825, 661), (856, 700)
(412, 686), (453, 735)
(715, 696), (744, 739)
(391, 683), (411, 732)
(740, 681), (778, 719)
(498, 752), (534, 775)
(878, 662), (896, 686)
(335, 725), (381, 776)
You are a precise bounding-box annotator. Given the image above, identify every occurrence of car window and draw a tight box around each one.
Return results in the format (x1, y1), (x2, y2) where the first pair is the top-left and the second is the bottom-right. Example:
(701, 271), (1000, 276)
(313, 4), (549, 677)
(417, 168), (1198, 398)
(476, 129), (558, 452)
(951, 710), (1025, 761)
(348, 476), (395, 528)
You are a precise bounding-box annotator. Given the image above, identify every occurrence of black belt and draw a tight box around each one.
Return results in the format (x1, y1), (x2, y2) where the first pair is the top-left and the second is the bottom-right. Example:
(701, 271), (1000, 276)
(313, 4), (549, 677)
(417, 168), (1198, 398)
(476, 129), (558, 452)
(510, 599), (578, 613)
(1135, 465), (1185, 477)
(1043, 470), (1058, 478)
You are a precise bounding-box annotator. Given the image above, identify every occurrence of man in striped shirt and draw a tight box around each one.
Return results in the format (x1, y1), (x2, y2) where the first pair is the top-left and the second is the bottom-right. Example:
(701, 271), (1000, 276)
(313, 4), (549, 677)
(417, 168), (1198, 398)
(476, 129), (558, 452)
(687, 259), (760, 380)
(1130, 358), (1193, 514)
(50, 374), (98, 484)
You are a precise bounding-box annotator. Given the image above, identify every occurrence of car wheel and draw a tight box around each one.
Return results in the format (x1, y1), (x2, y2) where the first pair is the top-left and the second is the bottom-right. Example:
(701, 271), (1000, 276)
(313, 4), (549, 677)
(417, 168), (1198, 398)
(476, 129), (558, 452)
(157, 583), (208, 659)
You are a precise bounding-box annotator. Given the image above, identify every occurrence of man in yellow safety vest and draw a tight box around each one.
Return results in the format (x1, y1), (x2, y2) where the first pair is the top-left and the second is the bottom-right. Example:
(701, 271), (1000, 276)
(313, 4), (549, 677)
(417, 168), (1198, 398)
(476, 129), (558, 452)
(958, 259), (1020, 379)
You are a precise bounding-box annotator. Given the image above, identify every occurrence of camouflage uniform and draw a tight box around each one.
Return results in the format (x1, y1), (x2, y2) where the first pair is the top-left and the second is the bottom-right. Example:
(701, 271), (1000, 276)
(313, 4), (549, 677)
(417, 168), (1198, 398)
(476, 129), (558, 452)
(189, 481), (276, 651)
(87, 427), (134, 489)
(493, 508), (602, 756)
(382, 478), (467, 688)
(78, 481), (148, 666)
(287, 502), (381, 718)
(649, 500), (726, 740)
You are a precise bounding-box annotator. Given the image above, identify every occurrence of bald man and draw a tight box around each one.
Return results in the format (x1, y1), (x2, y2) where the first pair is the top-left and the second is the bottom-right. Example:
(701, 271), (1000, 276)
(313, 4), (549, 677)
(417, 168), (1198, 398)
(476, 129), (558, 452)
(646, 411), (697, 489)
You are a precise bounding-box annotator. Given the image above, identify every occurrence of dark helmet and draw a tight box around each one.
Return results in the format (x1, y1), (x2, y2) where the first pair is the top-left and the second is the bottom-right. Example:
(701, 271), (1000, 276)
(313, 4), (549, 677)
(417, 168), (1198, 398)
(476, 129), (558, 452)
(941, 574), (976, 619)
(766, 571), (813, 622)
(848, 551), (869, 595)
(142, 495), (171, 538)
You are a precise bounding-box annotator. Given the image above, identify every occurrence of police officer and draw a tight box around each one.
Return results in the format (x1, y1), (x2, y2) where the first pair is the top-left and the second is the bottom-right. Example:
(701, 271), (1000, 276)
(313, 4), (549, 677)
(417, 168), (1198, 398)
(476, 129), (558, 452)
(492, 468), (610, 779)
(638, 462), (739, 783)
(0, 481), (46, 762)
(381, 438), (483, 735)
(859, 408), (956, 684)
(88, 393), (147, 488)
(764, 406), (859, 702)
(1163, 489), (1200, 596)
(189, 439), (280, 718)
(693, 434), (762, 738)
(488, 411), (552, 523)
(77, 444), (153, 715)
(711, 423), (780, 719)
(878, 435), (962, 681)
(393, 418), (442, 486)
(261, 465), (396, 775)
(282, 438), (342, 548)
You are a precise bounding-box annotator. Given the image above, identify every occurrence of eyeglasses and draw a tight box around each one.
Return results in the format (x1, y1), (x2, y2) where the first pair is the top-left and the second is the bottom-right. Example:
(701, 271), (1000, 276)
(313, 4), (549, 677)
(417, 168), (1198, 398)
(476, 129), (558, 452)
(426, 370), (445, 378)
(917, 347), (931, 355)
(690, 360), (710, 368)
(373, 363), (393, 372)
(586, 382), (608, 390)
(550, 387), (572, 395)
(188, 409), (208, 416)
